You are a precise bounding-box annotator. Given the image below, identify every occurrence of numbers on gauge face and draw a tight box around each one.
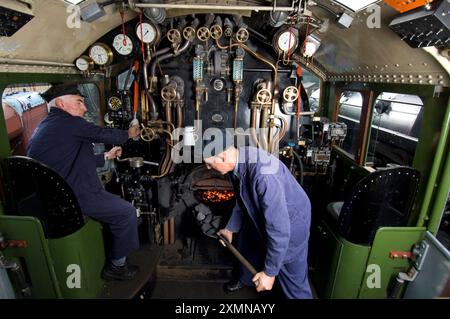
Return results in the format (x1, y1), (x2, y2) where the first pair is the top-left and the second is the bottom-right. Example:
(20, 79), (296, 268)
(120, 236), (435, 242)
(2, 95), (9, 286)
(89, 43), (113, 66)
(113, 34), (133, 56)
(136, 21), (159, 45)
(277, 31), (297, 53)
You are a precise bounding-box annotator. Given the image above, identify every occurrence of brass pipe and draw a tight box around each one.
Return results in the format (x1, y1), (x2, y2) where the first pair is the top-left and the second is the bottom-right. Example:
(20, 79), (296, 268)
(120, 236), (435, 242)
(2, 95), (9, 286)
(151, 130), (174, 179)
(169, 217), (175, 244)
(259, 106), (269, 151)
(269, 115), (287, 153)
(176, 104), (183, 129)
(195, 80), (202, 120)
(163, 220), (169, 245)
(250, 107), (262, 149)
(215, 39), (278, 87)
(233, 84), (241, 129)
(233, 98), (239, 129)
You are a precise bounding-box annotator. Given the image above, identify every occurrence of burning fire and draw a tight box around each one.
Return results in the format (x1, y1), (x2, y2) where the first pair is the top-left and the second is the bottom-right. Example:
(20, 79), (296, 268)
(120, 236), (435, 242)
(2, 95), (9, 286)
(200, 190), (234, 203)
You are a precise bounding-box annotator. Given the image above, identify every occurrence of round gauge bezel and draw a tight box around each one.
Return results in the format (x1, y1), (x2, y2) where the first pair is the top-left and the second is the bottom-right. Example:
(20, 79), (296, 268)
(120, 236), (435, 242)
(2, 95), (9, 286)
(108, 96), (122, 111)
(75, 55), (94, 72)
(112, 34), (134, 56)
(273, 28), (298, 54)
(89, 43), (113, 66)
(135, 21), (160, 45)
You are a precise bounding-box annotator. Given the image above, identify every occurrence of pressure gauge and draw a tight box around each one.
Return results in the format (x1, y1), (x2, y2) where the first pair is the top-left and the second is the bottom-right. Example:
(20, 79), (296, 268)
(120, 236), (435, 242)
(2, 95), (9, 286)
(75, 55), (94, 72)
(136, 21), (160, 45)
(108, 96), (122, 111)
(112, 34), (133, 56)
(89, 43), (113, 66)
(274, 29), (298, 54)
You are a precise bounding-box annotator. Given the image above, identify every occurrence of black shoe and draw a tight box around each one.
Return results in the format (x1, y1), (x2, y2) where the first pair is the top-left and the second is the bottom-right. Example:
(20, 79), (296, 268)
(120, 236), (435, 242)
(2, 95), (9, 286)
(101, 262), (139, 281)
(223, 280), (244, 294)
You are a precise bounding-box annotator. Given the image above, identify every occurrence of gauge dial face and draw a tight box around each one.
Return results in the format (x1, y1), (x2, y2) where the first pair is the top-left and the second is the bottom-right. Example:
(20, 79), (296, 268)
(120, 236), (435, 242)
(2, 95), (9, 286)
(277, 31), (297, 53)
(75, 56), (93, 71)
(136, 21), (159, 44)
(89, 43), (113, 66)
(113, 34), (133, 56)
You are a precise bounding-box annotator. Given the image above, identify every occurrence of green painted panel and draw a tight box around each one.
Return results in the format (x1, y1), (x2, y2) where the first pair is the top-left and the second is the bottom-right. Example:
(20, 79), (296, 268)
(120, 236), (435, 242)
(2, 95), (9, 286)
(309, 220), (343, 298)
(0, 215), (61, 298)
(412, 96), (450, 227)
(331, 237), (371, 298)
(48, 219), (105, 298)
(358, 227), (426, 299)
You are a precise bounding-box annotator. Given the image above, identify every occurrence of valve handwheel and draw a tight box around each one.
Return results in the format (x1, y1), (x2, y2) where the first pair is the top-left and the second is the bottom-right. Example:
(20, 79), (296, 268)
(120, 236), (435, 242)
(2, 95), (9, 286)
(210, 25), (223, 40)
(183, 27), (196, 41)
(256, 89), (272, 104)
(140, 126), (156, 142)
(161, 86), (177, 101)
(235, 28), (249, 43)
(197, 27), (211, 41)
(283, 86), (299, 103)
(167, 29), (181, 43)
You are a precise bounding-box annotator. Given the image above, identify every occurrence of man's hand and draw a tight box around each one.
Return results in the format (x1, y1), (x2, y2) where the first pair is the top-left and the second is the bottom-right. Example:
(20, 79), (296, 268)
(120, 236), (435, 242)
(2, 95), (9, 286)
(128, 125), (141, 139)
(217, 228), (233, 247)
(252, 271), (275, 292)
(105, 146), (122, 160)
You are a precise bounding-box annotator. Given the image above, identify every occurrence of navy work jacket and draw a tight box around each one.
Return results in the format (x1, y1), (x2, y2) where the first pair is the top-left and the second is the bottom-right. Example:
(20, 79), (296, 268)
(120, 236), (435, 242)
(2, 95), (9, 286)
(27, 107), (128, 199)
(226, 146), (311, 277)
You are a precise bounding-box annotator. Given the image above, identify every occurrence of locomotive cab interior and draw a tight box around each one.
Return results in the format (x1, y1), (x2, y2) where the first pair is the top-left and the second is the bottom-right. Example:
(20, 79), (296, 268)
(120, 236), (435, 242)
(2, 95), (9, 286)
(0, 0), (449, 300)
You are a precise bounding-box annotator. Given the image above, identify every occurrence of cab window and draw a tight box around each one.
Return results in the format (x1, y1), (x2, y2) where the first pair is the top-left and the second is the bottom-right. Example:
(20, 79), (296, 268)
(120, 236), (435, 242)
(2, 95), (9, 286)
(302, 69), (321, 112)
(1, 83), (101, 156)
(336, 91), (363, 158)
(366, 92), (424, 167)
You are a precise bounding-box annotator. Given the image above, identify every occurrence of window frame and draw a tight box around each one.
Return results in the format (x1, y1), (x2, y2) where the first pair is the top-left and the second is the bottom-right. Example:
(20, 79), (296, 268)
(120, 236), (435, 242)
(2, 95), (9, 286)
(333, 88), (375, 166)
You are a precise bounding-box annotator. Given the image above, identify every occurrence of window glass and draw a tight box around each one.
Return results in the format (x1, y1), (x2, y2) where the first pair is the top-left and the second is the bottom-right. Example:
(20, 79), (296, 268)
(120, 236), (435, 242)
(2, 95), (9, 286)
(302, 69), (321, 112)
(79, 83), (101, 125)
(2, 83), (101, 156)
(337, 91), (363, 158)
(2, 83), (50, 155)
(366, 92), (424, 167)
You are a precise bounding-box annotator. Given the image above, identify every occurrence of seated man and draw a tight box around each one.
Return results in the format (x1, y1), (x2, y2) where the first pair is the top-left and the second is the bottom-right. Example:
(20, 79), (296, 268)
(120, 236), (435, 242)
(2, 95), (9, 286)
(27, 84), (141, 281)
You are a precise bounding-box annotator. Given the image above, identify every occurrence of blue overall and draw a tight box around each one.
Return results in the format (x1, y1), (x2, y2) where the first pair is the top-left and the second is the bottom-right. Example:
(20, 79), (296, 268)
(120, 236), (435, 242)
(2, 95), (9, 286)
(227, 146), (312, 299)
(27, 107), (139, 259)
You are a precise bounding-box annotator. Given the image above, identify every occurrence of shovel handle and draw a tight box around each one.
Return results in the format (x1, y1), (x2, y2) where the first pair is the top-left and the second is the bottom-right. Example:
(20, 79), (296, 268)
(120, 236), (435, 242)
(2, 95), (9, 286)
(217, 234), (258, 276)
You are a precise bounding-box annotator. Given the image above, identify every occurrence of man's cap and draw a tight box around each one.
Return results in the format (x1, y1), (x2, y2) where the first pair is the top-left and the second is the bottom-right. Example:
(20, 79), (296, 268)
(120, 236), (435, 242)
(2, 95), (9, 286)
(41, 84), (84, 102)
(195, 127), (236, 159)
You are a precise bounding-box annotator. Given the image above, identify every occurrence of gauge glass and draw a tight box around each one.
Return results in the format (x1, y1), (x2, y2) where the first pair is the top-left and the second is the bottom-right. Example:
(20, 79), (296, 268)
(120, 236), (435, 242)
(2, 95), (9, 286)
(113, 34), (133, 56)
(136, 22), (158, 44)
(89, 44), (112, 66)
(277, 31), (297, 53)
(75, 56), (91, 71)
